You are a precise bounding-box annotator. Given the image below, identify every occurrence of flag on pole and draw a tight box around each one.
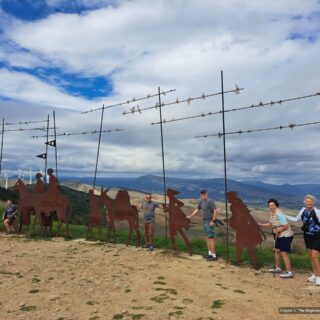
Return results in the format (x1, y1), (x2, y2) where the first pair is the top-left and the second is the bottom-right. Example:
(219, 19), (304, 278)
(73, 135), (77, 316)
(45, 140), (56, 147)
(36, 153), (47, 159)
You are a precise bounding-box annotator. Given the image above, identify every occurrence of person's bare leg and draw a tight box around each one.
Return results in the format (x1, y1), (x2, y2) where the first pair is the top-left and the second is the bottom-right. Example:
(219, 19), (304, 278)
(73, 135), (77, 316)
(274, 249), (281, 269)
(149, 223), (154, 245)
(311, 250), (320, 276)
(4, 219), (11, 232)
(144, 223), (150, 245)
(308, 249), (317, 275)
(206, 238), (214, 253)
(280, 251), (292, 272)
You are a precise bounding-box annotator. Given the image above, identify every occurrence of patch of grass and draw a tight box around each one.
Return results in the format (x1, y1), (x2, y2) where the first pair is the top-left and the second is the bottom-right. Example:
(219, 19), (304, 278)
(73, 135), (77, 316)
(153, 281), (166, 285)
(0, 271), (21, 276)
(182, 298), (193, 303)
(29, 289), (39, 294)
(112, 315), (124, 320)
(157, 276), (165, 280)
(154, 288), (177, 295)
(131, 314), (145, 319)
(211, 300), (225, 309)
(174, 306), (185, 310)
(125, 288), (131, 293)
(233, 289), (245, 294)
(168, 310), (183, 317)
(150, 293), (169, 303)
(20, 304), (37, 312)
(32, 278), (41, 283)
(87, 301), (95, 305)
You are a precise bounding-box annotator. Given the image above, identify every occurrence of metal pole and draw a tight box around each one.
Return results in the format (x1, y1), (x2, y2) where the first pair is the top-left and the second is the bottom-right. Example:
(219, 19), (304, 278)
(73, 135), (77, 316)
(44, 114), (50, 185)
(93, 105), (105, 191)
(158, 87), (168, 249)
(0, 118), (4, 174)
(221, 70), (230, 263)
(53, 110), (58, 181)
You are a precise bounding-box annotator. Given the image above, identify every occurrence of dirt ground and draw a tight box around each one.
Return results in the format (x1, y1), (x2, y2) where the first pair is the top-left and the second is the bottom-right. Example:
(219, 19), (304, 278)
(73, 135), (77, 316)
(0, 234), (319, 320)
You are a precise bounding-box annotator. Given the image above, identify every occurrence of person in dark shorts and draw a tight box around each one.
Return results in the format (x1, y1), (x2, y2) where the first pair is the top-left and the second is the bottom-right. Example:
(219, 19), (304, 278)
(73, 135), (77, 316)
(286, 195), (320, 285)
(141, 193), (164, 251)
(3, 200), (18, 234)
(258, 199), (294, 278)
(187, 190), (218, 261)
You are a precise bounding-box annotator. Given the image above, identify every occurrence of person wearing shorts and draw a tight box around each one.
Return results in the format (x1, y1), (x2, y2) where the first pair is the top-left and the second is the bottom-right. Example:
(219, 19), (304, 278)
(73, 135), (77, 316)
(3, 200), (18, 234)
(188, 190), (218, 261)
(141, 193), (163, 251)
(258, 199), (294, 278)
(286, 195), (320, 285)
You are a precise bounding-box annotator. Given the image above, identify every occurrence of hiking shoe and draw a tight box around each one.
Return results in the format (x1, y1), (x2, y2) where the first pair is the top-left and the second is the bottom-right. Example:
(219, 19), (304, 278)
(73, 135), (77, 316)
(267, 267), (282, 273)
(206, 256), (217, 261)
(279, 271), (294, 279)
(149, 245), (154, 251)
(143, 244), (150, 249)
(316, 277), (320, 286)
(308, 274), (317, 283)
(203, 254), (212, 259)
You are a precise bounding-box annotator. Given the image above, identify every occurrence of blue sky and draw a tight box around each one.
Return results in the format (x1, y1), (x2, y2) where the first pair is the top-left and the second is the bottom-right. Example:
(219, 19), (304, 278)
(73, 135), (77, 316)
(0, 0), (320, 183)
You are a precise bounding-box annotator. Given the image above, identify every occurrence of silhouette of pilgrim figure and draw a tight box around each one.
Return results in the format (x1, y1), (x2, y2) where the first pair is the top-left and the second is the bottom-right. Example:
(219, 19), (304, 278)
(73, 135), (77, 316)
(227, 191), (265, 268)
(87, 189), (103, 240)
(43, 168), (62, 207)
(167, 188), (192, 255)
(34, 173), (45, 193)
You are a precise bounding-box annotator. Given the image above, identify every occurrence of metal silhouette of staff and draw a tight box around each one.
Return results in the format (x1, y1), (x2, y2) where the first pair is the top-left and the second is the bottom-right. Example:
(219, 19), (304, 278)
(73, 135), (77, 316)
(158, 86), (168, 249)
(93, 106), (105, 191)
(220, 70), (230, 263)
(0, 118), (4, 174)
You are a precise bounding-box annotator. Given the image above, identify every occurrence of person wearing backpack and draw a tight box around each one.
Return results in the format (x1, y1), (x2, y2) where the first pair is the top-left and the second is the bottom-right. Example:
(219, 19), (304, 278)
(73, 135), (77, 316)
(286, 195), (320, 285)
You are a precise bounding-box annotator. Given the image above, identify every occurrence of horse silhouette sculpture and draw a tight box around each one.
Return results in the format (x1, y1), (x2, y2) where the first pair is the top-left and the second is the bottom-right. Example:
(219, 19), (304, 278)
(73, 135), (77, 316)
(87, 189), (104, 240)
(14, 169), (70, 236)
(100, 187), (140, 247)
(227, 191), (266, 268)
(166, 188), (192, 255)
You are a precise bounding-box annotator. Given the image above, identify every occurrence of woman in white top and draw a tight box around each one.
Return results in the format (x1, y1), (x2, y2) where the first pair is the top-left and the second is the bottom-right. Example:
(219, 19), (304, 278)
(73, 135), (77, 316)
(258, 199), (294, 278)
(286, 195), (320, 286)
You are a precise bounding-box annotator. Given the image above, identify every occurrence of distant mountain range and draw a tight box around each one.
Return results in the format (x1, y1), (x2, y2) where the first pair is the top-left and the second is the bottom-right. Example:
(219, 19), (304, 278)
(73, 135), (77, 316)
(58, 174), (320, 208)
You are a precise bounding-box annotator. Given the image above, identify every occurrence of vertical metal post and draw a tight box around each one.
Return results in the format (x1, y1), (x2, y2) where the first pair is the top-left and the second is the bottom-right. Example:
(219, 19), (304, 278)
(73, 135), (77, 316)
(220, 70), (230, 263)
(93, 105), (105, 192)
(53, 110), (58, 181)
(158, 87), (168, 249)
(44, 114), (50, 185)
(0, 118), (4, 174)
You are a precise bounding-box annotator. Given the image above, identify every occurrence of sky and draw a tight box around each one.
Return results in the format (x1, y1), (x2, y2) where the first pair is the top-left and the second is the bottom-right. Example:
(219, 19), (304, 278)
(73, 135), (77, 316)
(0, 0), (320, 184)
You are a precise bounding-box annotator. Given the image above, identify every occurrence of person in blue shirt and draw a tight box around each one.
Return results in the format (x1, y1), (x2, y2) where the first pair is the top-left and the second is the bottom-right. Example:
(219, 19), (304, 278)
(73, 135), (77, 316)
(286, 195), (320, 286)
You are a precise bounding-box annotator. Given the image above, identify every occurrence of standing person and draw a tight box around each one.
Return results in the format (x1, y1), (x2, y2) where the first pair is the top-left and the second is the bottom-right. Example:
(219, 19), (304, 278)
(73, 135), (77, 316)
(141, 193), (164, 251)
(258, 199), (294, 278)
(286, 195), (320, 285)
(2, 200), (18, 234)
(187, 190), (218, 261)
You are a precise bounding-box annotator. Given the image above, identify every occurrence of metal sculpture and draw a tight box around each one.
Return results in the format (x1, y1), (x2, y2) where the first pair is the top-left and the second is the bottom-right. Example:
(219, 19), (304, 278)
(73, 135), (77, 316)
(166, 188), (192, 255)
(227, 191), (266, 268)
(14, 168), (69, 236)
(87, 189), (103, 240)
(100, 187), (140, 247)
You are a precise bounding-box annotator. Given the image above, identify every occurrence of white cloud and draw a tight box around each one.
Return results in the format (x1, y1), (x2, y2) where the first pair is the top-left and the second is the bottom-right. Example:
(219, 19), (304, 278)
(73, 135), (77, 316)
(0, 0), (320, 183)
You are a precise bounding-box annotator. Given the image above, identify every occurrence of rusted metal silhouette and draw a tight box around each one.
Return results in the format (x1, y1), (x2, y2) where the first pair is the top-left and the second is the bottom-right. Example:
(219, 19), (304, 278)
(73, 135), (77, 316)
(14, 168), (69, 236)
(227, 191), (266, 268)
(87, 189), (103, 240)
(166, 188), (192, 255)
(100, 187), (140, 247)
